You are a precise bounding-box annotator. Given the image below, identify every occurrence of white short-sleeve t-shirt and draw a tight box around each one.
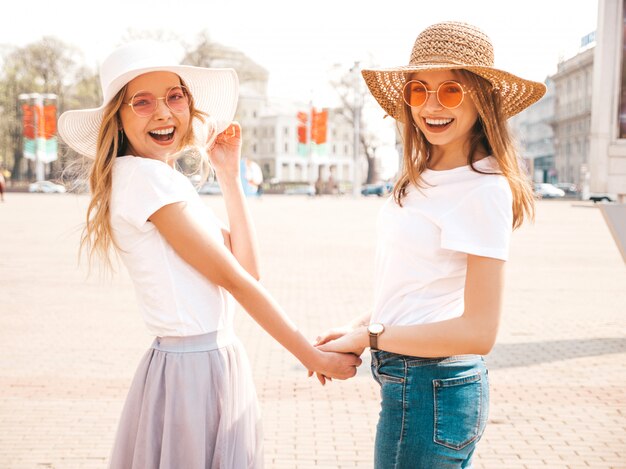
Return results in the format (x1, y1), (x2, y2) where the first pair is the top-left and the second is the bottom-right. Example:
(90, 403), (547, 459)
(371, 156), (513, 327)
(110, 155), (234, 337)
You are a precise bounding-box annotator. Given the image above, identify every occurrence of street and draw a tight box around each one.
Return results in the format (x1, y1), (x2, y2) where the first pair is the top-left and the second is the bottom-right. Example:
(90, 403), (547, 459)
(0, 194), (624, 468)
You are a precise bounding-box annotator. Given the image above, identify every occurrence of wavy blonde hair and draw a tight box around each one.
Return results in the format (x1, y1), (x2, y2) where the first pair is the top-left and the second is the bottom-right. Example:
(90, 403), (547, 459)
(80, 78), (208, 271)
(393, 70), (534, 229)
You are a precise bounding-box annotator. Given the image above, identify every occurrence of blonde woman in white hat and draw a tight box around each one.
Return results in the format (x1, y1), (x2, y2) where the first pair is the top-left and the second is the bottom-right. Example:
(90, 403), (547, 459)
(315, 22), (546, 468)
(59, 41), (361, 468)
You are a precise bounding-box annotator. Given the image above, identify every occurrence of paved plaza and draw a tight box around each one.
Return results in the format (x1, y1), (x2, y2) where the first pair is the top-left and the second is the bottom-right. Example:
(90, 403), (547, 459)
(0, 193), (625, 469)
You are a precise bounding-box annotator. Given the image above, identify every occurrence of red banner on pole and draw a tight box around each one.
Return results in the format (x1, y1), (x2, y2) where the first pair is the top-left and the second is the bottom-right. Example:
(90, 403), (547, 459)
(43, 104), (57, 138)
(297, 111), (308, 144)
(22, 104), (35, 139)
(311, 108), (328, 145)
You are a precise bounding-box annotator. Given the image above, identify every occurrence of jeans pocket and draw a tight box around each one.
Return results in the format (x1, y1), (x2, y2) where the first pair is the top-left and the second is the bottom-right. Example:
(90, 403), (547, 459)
(376, 360), (406, 384)
(433, 371), (487, 450)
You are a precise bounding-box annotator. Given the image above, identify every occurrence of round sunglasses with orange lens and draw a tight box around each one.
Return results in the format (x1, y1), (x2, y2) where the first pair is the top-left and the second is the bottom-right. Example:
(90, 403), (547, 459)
(402, 80), (468, 109)
(124, 86), (190, 117)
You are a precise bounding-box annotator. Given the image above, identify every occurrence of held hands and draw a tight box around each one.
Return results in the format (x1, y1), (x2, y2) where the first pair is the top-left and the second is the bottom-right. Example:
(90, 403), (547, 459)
(308, 323), (369, 385)
(307, 348), (363, 385)
(205, 122), (241, 180)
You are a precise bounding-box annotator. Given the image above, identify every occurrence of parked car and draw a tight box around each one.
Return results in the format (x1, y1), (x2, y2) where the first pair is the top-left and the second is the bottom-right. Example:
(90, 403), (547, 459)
(197, 181), (221, 195)
(554, 182), (579, 196)
(534, 183), (565, 199)
(361, 181), (393, 197)
(28, 181), (66, 193)
(284, 184), (315, 196)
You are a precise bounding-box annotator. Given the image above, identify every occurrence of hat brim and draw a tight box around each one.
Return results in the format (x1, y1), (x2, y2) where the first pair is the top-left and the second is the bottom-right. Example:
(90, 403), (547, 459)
(58, 65), (239, 158)
(361, 64), (546, 120)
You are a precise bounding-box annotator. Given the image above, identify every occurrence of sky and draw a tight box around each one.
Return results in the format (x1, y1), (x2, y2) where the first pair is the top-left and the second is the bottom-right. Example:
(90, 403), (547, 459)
(1, 0), (599, 103)
(0, 0), (600, 177)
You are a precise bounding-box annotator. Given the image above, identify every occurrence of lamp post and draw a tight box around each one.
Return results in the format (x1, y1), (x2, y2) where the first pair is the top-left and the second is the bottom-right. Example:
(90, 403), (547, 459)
(351, 61), (363, 197)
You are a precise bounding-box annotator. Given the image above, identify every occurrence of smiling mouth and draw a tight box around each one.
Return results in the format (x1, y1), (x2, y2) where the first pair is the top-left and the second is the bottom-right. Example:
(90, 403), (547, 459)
(149, 127), (175, 142)
(424, 117), (453, 130)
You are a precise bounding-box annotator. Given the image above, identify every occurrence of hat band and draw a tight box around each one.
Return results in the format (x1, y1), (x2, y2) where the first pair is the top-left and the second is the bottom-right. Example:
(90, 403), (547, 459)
(409, 55), (493, 68)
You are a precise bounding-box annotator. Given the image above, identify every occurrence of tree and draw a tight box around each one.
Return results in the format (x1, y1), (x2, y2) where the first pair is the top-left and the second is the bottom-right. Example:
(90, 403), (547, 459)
(330, 63), (384, 185)
(0, 37), (84, 181)
(54, 66), (101, 179)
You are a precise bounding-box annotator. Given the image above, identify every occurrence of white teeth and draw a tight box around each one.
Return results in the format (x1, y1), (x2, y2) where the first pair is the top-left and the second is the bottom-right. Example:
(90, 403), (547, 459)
(149, 127), (174, 135)
(425, 118), (453, 126)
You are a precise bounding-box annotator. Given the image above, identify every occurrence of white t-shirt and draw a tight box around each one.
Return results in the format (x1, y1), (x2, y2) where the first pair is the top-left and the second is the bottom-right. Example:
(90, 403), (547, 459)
(371, 156), (513, 327)
(110, 156), (234, 337)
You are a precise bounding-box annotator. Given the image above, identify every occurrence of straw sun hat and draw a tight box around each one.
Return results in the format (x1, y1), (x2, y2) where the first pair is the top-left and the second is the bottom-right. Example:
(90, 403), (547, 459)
(362, 21), (546, 120)
(58, 40), (239, 159)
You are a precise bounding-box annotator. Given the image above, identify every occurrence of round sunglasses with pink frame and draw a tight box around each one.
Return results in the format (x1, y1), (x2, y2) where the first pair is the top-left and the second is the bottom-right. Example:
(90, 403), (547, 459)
(124, 85), (190, 117)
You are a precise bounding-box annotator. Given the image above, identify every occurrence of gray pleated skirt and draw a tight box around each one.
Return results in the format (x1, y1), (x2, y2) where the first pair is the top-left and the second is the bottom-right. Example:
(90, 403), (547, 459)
(109, 328), (263, 469)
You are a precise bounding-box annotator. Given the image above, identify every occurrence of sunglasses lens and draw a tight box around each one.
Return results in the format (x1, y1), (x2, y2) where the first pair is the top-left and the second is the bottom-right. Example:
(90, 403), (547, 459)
(166, 86), (189, 113)
(403, 81), (427, 107)
(437, 81), (464, 108)
(130, 92), (157, 117)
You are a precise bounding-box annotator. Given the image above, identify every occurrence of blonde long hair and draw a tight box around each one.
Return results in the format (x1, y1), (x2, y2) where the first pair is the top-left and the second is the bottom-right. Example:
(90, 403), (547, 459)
(80, 78), (207, 271)
(393, 70), (534, 229)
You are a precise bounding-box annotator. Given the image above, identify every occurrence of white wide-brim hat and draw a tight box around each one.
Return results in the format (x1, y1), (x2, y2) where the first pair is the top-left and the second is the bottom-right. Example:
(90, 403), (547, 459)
(58, 40), (239, 158)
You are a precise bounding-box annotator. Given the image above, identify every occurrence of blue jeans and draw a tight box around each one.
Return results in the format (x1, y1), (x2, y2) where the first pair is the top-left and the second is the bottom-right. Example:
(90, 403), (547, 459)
(371, 351), (489, 469)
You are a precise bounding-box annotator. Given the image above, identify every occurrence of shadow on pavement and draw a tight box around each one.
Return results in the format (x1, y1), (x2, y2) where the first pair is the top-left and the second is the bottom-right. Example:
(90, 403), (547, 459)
(487, 337), (626, 369)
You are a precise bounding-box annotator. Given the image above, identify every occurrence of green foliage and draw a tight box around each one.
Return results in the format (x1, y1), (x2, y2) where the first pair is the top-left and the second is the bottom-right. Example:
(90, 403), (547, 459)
(0, 37), (100, 180)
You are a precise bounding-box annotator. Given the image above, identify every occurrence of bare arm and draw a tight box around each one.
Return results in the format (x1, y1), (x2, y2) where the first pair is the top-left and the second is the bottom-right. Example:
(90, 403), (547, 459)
(319, 254), (506, 357)
(150, 201), (361, 379)
(208, 123), (260, 280)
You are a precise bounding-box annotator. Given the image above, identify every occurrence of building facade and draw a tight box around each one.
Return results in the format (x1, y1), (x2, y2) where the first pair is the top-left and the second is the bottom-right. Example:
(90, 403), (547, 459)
(550, 46), (594, 185)
(509, 79), (556, 182)
(590, 0), (626, 201)
(239, 101), (354, 184)
(230, 51), (356, 185)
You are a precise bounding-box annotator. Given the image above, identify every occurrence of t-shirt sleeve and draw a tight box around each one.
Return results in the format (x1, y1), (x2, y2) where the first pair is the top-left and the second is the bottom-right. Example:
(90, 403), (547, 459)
(439, 181), (513, 260)
(118, 160), (188, 230)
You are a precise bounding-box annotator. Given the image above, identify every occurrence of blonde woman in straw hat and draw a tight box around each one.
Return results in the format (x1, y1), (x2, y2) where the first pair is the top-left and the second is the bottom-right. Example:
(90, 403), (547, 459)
(315, 22), (546, 467)
(58, 41), (361, 468)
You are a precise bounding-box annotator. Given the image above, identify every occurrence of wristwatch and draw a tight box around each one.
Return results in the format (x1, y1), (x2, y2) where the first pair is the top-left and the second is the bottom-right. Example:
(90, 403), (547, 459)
(367, 323), (385, 351)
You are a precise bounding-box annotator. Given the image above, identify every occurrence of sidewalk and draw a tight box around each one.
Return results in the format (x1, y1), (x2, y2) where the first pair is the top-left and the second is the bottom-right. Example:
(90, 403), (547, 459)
(0, 194), (624, 468)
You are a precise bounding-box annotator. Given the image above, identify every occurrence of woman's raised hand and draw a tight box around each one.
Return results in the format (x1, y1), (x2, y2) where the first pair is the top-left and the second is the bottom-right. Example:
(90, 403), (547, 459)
(206, 122), (242, 180)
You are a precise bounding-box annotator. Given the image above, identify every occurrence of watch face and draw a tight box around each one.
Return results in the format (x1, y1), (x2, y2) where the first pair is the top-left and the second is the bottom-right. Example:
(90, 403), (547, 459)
(369, 323), (384, 335)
